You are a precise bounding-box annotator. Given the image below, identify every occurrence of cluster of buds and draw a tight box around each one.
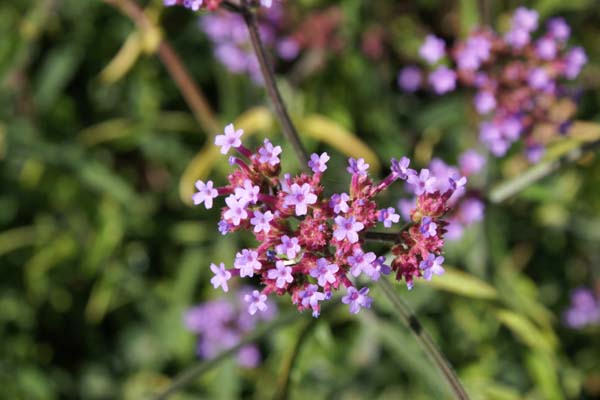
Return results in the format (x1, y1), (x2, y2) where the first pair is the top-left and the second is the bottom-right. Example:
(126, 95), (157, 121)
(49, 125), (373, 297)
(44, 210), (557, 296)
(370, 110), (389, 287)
(184, 288), (276, 367)
(164, 0), (273, 12)
(398, 7), (587, 161)
(193, 124), (466, 317)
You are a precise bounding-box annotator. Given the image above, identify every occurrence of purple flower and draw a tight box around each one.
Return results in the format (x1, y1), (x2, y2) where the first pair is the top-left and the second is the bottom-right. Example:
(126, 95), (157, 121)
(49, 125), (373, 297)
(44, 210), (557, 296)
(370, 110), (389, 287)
(329, 193), (350, 214)
(407, 169), (437, 195)
(458, 198), (485, 224)
(308, 152), (330, 173)
(267, 260), (294, 288)
(505, 28), (530, 49)
(420, 216), (437, 238)
(250, 210), (274, 233)
(260, 0), (273, 7)
(283, 183), (318, 216)
(310, 258), (339, 287)
(500, 117), (523, 141)
(429, 66), (457, 94)
(419, 35), (446, 65)
(565, 47), (587, 79)
(244, 290), (268, 315)
(480, 121), (510, 156)
(298, 284), (326, 317)
(234, 180), (260, 204)
(419, 254), (445, 280)
(535, 37), (557, 60)
(215, 123), (243, 154)
(378, 207), (400, 228)
(369, 256), (391, 281)
(333, 216), (364, 243)
(512, 7), (539, 32)
(347, 248), (376, 277)
(398, 66), (422, 92)
(457, 36), (491, 70)
(342, 287), (373, 314)
(193, 180), (219, 209)
(474, 91), (496, 114)
(258, 139), (282, 166)
(547, 17), (570, 42)
(210, 262), (232, 292)
(564, 288), (600, 329)
(528, 67), (551, 90)
(276, 235), (301, 259)
(224, 195), (248, 226)
(277, 38), (300, 60)
(347, 158), (369, 176)
(459, 149), (486, 176)
(234, 249), (262, 277)
(391, 156), (413, 180)
(218, 220), (231, 235)
(237, 345), (261, 368)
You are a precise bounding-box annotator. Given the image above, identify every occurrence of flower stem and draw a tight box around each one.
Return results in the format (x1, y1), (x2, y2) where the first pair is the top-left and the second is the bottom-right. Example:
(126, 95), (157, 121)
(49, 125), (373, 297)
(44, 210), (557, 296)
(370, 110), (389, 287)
(378, 277), (470, 400)
(240, 2), (310, 170)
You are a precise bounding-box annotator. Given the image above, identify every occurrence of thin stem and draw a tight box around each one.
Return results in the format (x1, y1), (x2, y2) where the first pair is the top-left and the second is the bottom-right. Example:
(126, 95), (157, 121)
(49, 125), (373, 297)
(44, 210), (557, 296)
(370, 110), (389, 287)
(239, 2), (310, 170)
(489, 138), (600, 204)
(364, 222), (414, 244)
(153, 311), (300, 400)
(378, 278), (470, 400)
(103, 0), (220, 134)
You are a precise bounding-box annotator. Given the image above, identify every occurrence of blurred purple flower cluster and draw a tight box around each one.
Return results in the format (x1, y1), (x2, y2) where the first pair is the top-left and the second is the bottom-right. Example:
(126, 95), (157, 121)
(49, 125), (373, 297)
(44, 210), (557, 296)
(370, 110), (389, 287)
(199, 4), (299, 84)
(164, 0), (274, 12)
(399, 7), (587, 161)
(184, 288), (276, 367)
(564, 288), (600, 329)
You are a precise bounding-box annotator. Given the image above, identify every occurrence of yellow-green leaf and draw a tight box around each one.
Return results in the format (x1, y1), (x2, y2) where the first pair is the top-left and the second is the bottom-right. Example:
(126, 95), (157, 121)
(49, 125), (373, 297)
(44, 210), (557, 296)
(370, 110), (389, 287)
(299, 114), (381, 173)
(495, 309), (556, 353)
(418, 267), (498, 300)
(100, 32), (142, 84)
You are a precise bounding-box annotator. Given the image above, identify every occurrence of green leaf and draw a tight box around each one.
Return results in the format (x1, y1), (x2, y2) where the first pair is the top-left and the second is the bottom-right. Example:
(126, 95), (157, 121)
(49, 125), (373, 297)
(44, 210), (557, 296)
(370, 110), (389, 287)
(417, 267), (498, 300)
(495, 310), (556, 354)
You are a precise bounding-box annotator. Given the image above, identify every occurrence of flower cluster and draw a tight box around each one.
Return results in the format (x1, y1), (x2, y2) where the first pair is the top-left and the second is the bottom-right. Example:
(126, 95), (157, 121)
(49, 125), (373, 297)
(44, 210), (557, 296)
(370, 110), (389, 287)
(199, 4), (300, 84)
(184, 288), (276, 367)
(563, 288), (600, 329)
(164, 0), (274, 12)
(399, 7), (587, 161)
(398, 149), (486, 243)
(193, 123), (466, 317)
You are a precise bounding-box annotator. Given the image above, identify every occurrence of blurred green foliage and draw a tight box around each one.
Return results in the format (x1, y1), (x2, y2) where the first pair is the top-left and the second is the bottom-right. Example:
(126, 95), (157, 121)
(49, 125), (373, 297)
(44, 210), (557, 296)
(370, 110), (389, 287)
(1, 0), (600, 399)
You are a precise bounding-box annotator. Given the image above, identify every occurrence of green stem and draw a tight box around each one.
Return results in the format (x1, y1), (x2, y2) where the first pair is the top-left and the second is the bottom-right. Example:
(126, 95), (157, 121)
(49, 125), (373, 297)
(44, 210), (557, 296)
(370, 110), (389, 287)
(378, 277), (470, 400)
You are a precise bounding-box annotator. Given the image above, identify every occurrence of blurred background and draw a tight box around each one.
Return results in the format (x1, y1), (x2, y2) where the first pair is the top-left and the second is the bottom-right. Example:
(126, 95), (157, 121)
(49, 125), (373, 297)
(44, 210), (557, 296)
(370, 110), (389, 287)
(1, 0), (600, 398)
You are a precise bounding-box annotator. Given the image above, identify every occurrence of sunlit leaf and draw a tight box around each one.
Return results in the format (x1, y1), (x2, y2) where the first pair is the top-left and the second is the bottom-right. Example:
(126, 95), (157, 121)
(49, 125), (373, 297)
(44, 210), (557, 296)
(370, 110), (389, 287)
(100, 32), (143, 84)
(495, 310), (556, 354)
(418, 267), (498, 300)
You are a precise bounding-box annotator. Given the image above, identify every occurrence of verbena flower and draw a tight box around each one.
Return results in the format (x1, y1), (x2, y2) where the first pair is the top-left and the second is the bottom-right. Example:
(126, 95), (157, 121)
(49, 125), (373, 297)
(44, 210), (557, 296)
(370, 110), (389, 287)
(194, 124), (465, 316)
(401, 7), (586, 161)
(563, 288), (600, 329)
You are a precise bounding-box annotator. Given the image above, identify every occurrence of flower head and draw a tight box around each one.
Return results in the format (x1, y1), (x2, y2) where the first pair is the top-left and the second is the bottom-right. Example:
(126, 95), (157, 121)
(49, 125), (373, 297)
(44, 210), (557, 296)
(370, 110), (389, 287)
(420, 35), (446, 65)
(210, 262), (232, 292)
(215, 123), (243, 154)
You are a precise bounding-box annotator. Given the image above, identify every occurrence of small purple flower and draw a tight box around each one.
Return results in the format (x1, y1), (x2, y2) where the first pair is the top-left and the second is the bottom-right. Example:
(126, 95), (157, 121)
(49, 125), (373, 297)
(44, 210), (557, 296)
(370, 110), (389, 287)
(390, 156), (413, 180)
(310, 258), (339, 287)
(260, 0), (273, 7)
(267, 260), (294, 288)
(224, 195), (248, 226)
(458, 198), (485, 224)
(347, 248), (376, 277)
(419, 35), (446, 65)
(342, 287), (373, 314)
(218, 220), (231, 235)
(347, 158), (369, 177)
(369, 256), (391, 281)
(298, 284), (326, 317)
(565, 47), (587, 79)
(238, 345), (261, 368)
(459, 149), (486, 176)
(215, 123), (243, 154)
(547, 17), (570, 42)
(258, 139), (282, 166)
(429, 66), (457, 94)
(419, 254), (445, 280)
(505, 28), (530, 49)
(193, 180), (219, 209)
(398, 66), (422, 92)
(474, 91), (496, 114)
(564, 288), (600, 329)
(234, 249), (262, 277)
(250, 210), (274, 233)
(378, 207), (400, 228)
(333, 216), (364, 243)
(528, 67), (550, 90)
(234, 180), (260, 204)
(535, 37), (557, 60)
(407, 169), (437, 195)
(283, 183), (318, 216)
(512, 7), (539, 32)
(210, 262), (232, 292)
(308, 152), (330, 173)
(500, 117), (523, 141)
(329, 193), (350, 214)
(276, 235), (301, 259)
(244, 290), (268, 315)
(420, 216), (437, 238)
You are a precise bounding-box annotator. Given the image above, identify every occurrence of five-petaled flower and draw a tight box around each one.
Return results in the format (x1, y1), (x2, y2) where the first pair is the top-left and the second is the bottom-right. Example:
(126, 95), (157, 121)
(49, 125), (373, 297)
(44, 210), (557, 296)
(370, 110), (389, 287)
(244, 290), (269, 315)
(268, 261), (294, 288)
(215, 123), (243, 154)
(193, 180), (219, 209)
(342, 287), (373, 314)
(333, 216), (364, 243)
(283, 183), (318, 216)
(210, 262), (232, 292)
